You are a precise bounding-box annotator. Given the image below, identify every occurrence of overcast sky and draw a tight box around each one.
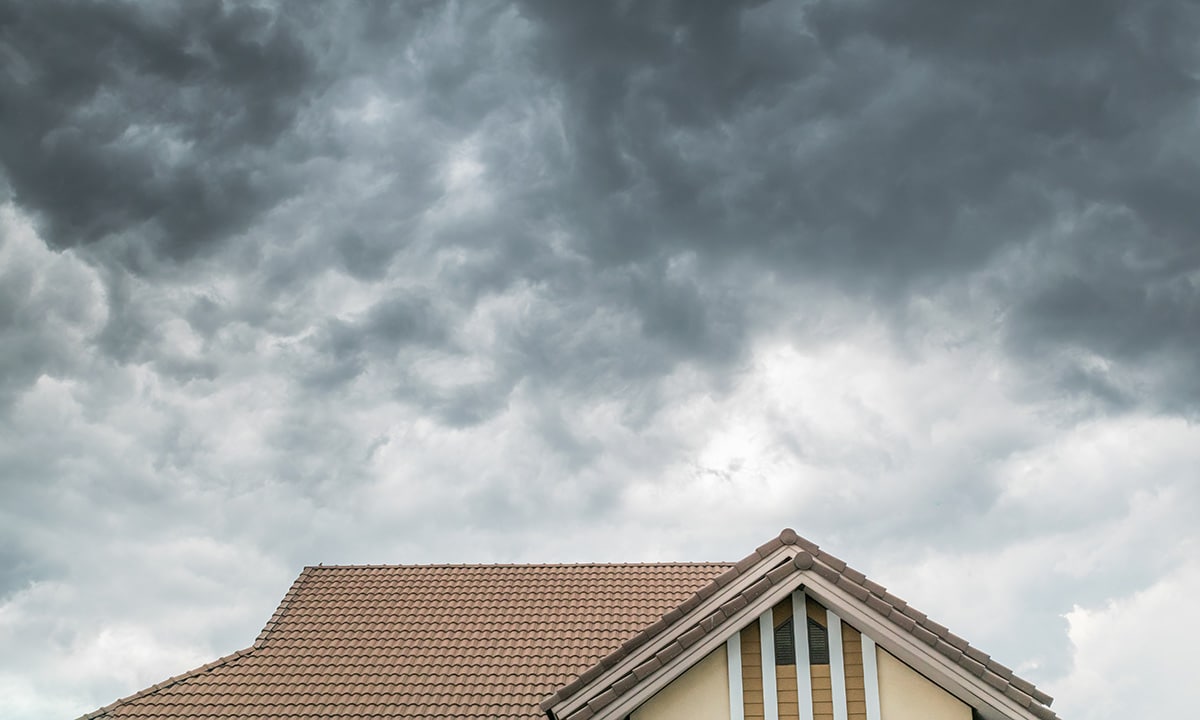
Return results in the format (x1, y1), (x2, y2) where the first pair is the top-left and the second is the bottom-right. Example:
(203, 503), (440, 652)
(1, 1), (1198, 718)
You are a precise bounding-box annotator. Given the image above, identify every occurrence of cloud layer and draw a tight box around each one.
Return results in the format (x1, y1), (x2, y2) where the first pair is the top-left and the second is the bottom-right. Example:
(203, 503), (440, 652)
(1, 1), (1197, 718)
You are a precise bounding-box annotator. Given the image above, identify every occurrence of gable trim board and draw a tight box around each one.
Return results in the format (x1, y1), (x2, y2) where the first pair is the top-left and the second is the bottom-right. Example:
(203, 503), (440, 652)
(792, 591), (814, 720)
(861, 634), (882, 720)
(541, 540), (800, 720)
(798, 569), (1043, 720)
(542, 530), (1056, 720)
(760, 609), (780, 720)
(544, 544), (803, 720)
(827, 610), (849, 720)
(728, 633), (744, 720)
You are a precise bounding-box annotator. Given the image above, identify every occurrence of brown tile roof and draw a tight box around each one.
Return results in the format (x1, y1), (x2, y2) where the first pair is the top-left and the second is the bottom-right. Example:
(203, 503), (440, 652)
(82, 530), (1057, 720)
(80, 562), (730, 720)
(544, 530), (1057, 720)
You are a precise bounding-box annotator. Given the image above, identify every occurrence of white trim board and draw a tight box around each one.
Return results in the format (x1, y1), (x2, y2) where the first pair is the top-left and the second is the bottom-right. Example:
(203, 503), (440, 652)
(759, 610), (779, 720)
(861, 634), (882, 720)
(792, 591), (814, 720)
(586, 573), (805, 720)
(827, 609), (849, 720)
(548, 545), (798, 719)
(798, 575), (1042, 720)
(727, 633), (744, 720)
(552, 553), (1046, 720)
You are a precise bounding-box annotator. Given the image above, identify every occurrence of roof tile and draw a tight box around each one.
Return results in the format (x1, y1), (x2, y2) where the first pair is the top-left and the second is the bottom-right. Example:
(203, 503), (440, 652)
(861, 578), (887, 597)
(84, 529), (1056, 720)
(83, 563), (728, 720)
(864, 595), (892, 617)
(959, 654), (986, 677)
(630, 656), (661, 681)
(756, 536), (784, 558)
(911, 625), (939, 647)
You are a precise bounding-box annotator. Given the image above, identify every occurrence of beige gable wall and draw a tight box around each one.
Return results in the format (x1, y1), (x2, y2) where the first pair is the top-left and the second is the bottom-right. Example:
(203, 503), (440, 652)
(632, 645), (731, 720)
(842, 623), (867, 720)
(742, 620), (764, 719)
(773, 600), (800, 720)
(876, 647), (971, 720)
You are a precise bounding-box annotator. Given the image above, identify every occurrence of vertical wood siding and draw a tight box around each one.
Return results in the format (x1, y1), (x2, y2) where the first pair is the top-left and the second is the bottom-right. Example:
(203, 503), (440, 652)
(841, 624), (867, 720)
(805, 596), (826, 623)
(811, 665), (834, 720)
(739, 594), (881, 720)
(742, 621), (765, 719)
(805, 597), (834, 720)
(773, 600), (800, 720)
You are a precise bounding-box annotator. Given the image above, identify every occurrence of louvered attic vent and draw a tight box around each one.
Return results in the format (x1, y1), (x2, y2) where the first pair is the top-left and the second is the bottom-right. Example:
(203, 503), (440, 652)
(807, 616), (830, 665)
(773, 617), (796, 665)
(773, 616), (830, 665)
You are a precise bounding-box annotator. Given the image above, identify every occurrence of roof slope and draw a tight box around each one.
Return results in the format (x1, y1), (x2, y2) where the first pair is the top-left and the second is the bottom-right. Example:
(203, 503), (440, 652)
(82, 562), (730, 720)
(543, 530), (1057, 720)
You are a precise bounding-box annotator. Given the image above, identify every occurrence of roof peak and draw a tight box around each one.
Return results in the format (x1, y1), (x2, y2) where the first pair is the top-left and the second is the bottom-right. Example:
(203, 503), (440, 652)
(542, 528), (1057, 720)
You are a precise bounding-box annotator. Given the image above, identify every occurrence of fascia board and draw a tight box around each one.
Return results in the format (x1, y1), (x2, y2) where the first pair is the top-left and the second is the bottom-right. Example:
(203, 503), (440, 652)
(798, 573), (1042, 720)
(589, 567), (806, 720)
(550, 545), (797, 719)
(591, 566), (1045, 720)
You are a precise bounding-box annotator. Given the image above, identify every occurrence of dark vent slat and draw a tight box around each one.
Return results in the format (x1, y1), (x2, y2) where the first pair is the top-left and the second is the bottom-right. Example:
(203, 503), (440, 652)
(774, 617), (796, 665)
(808, 617), (829, 665)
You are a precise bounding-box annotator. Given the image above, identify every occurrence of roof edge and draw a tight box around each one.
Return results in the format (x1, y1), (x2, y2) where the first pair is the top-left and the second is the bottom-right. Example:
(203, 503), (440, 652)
(74, 646), (258, 720)
(77, 565), (313, 720)
(546, 530), (1057, 720)
(541, 528), (802, 715)
(253, 565), (314, 647)
(799, 565), (1057, 720)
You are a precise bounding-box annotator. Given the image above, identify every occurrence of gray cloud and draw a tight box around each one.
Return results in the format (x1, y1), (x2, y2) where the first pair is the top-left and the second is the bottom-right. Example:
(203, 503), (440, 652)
(1, 3), (1198, 719)
(0, 0), (319, 264)
(517, 0), (1200, 408)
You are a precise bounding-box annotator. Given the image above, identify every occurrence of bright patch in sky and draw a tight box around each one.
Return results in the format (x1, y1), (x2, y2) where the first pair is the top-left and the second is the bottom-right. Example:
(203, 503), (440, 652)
(2, 2), (1198, 718)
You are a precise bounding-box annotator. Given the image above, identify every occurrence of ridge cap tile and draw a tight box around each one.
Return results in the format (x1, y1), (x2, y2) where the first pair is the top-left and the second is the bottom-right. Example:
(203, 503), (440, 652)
(733, 554), (760, 574)
(861, 578), (888, 597)
(815, 550), (847, 572)
(755, 536), (784, 558)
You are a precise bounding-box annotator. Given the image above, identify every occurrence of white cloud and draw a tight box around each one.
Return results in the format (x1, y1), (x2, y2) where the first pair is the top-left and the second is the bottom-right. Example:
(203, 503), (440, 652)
(1052, 559), (1200, 719)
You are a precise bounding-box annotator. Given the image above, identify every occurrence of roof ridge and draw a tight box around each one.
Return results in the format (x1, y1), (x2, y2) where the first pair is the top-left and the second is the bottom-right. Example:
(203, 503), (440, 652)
(304, 561), (735, 569)
(74, 646), (257, 720)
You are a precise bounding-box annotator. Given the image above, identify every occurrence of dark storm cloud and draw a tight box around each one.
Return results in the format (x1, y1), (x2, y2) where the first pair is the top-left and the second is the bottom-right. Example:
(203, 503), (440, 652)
(3, 6), (1199, 715)
(4, 0), (1196, 412)
(517, 0), (1200, 409)
(0, 0), (320, 264)
(521, 0), (1037, 277)
(298, 294), (451, 392)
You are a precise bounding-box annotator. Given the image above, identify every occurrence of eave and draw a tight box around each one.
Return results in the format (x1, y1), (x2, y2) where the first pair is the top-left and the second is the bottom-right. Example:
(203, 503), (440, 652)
(543, 529), (1057, 720)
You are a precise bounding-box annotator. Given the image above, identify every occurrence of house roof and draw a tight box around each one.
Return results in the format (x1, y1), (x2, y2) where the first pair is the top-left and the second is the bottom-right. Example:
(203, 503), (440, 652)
(81, 530), (1057, 720)
(541, 529), (1057, 720)
(80, 562), (729, 720)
